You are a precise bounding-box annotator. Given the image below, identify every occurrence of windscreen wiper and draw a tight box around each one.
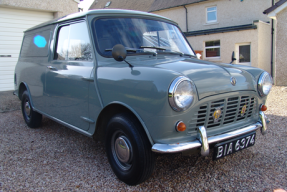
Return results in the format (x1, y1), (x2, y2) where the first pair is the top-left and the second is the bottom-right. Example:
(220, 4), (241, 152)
(157, 50), (194, 57)
(139, 46), (166, 50)
(105, 48), (137, 52)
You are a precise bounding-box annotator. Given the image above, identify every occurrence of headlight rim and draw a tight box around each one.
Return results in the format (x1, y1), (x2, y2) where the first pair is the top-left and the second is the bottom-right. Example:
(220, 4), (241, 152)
(258, 72), (272, 97)
(168, 76), (195, 112)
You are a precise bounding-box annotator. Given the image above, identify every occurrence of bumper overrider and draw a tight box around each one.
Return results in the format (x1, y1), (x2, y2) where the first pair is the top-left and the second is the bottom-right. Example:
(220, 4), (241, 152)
(152, 111), (270, 156)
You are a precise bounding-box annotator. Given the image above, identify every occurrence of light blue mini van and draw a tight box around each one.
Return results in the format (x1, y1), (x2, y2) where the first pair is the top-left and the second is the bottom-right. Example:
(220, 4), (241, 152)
(14, 9), (272, 185)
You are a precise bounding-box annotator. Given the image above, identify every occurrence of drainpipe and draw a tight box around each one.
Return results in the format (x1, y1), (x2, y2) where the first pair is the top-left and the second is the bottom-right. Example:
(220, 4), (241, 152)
(270, 0), (274, 78)
(183, 5), (188, 32)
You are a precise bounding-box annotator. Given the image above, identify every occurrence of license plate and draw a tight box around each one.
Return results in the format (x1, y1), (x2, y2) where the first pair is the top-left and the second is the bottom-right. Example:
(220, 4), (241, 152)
(213, 132), (256, 160)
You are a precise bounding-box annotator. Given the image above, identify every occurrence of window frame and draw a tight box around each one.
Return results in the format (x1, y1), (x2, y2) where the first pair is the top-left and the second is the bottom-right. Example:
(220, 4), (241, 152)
(204, 40), (220, 59)
(53, 19), (93, 62)
(206, 6), (217, 23)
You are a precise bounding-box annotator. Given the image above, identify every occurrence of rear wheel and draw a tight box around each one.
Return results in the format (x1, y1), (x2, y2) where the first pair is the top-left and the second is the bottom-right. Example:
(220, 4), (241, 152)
(105, 113), (155, 185)
(21, 90), (42, 128)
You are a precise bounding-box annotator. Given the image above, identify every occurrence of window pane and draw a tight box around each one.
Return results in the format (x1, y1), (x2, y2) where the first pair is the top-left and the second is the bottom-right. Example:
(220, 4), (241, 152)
(206, 48), (220, 57)
(207, 7), (216, 12)
(68, 22), (93, 61)
(205, 40), (220, 47)
(239, 45), (250, 62)
(21, 30), (50, 57)
(207, 7), (217, 22)
(94, 18), (194, 57)
(55, 26), (70, 60)
(207, 12), (217, 21)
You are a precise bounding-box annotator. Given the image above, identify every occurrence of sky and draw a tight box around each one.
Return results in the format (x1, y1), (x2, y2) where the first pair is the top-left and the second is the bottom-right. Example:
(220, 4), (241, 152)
(78, 0), (95, 11)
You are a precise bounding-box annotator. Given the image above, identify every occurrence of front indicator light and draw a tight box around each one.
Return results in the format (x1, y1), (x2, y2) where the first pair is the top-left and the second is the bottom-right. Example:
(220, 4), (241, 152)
(260, 104), (267, 111)
(176, 121), (186, 132)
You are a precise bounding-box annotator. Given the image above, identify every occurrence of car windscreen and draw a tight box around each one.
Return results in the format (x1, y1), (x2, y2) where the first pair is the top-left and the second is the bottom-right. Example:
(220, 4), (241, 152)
(93, 18), (195, 57)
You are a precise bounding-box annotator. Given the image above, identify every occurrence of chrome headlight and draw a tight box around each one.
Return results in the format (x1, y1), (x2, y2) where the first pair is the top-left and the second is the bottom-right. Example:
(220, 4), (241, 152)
(168, 76), (196, 112)
(258, 72), (273, 97)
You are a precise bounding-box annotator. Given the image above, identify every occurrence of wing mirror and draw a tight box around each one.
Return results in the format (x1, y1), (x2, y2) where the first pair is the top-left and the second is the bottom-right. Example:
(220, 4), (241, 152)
(112, 44), (133, 68)
(112, 44), (127, 61)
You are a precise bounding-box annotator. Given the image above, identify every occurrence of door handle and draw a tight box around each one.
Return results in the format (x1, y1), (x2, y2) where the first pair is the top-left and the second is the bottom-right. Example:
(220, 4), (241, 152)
(81, 77), (94, 82)
(47, 66), (57, 71)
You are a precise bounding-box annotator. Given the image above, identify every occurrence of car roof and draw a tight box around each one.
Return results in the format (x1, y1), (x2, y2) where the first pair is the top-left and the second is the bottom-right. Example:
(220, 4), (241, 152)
(25, 9), (177, 32)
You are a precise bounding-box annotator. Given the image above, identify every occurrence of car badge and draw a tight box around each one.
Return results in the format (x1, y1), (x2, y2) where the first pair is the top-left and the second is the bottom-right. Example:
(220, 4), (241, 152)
(213, 107), (222, 123)
(241, 105), (247, 116)
(230, 77), (236, 86)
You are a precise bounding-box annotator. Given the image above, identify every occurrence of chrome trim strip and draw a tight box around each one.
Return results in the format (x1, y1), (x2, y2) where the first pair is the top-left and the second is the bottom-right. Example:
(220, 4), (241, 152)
(257, 72), (272, 97)
(80, 116), (95, 124)
(47, 66), (58, 71)
(168, 76), (194, 112)
(152, 122), (262, 153)
(33, 108), (93, 137)
(207, 122), (261, 144)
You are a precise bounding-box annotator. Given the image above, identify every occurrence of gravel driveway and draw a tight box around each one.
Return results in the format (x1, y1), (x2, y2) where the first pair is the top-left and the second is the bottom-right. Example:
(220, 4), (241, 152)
(0, 86), (286, 191)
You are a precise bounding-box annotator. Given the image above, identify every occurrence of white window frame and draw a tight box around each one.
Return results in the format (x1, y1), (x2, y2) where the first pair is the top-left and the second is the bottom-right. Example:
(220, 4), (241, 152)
(206, 6), (217, 23)
(205, 40), (220, 59)
(235, 43), (251, 65)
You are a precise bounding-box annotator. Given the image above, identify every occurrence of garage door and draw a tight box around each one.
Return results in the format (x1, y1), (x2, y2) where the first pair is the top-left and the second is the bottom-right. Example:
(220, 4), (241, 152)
(0, 7), (54, 91)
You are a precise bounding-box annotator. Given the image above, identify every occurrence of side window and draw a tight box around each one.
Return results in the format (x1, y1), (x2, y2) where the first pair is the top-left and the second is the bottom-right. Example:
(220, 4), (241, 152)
(205, 40), (220, 58)
(68, 22), (93, 61)
(55, 22), (93, 61)
(55, 25), (70, 60)
(206, 6), (217, 23)
(21, 29), (50, 57)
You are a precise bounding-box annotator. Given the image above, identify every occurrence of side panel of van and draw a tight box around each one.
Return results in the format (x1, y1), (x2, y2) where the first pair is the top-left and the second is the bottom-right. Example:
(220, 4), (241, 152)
(16, 25), (54, 111)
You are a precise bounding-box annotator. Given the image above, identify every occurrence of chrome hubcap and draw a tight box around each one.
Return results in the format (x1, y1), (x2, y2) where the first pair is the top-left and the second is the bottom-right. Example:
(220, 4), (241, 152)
(111, 131), (132, 170)
(115, 136), (130, 163)
(25, 101), (31, 118)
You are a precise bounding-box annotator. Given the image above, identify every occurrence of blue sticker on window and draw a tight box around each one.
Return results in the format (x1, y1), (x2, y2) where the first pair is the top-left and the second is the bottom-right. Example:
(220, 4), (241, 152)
(34, 35), (47, 48)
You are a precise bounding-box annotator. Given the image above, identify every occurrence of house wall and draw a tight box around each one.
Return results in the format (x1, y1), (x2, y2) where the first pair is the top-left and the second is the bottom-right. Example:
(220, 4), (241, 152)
(152, 0), (271, 32)
(0, 0), (78, 18)
(185, 21), (271, 74)
(257, 21), (272, 74)
(152, 6), (187, 32)
(274, 7), (287, 85)
(186, 28), (259, 67)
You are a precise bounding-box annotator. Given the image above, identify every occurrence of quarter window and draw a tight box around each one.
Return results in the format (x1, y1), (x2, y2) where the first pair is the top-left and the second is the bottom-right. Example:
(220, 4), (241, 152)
(21, 29), (50, 57)
(55, 26), (69, 60)
(55, 22), (92, 61)
(206, 6), (217, 23)
(205, 40), (220, 58)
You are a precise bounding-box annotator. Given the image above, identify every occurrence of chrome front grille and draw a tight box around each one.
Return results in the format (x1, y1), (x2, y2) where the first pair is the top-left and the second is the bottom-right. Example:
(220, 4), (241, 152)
(188, 96), (256, 134)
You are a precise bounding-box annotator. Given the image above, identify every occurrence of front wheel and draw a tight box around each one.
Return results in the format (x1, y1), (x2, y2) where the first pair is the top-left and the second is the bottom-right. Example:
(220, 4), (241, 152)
(105, 113), (155, 185)
(21, 90), (42, 128)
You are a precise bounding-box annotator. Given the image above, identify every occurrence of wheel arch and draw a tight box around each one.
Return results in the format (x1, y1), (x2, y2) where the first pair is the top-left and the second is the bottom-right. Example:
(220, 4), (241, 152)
(93, 102), (154, 145)
(18, 82), (34, 107)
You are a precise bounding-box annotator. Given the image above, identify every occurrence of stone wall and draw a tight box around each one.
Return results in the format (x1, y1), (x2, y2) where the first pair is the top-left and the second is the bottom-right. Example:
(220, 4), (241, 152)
(274, 7), (287, 85)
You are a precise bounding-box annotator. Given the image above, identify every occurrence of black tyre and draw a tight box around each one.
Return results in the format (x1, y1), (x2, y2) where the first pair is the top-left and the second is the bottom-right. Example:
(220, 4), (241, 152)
(21, 90), (42, 128)
(105, 113), (155, 185)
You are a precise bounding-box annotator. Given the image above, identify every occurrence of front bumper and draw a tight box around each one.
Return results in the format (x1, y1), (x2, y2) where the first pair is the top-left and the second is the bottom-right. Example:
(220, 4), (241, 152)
(152, 111), (269, 155)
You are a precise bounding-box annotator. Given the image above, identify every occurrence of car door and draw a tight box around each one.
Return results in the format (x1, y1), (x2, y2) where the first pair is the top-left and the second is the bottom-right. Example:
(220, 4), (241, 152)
(44, 21), (94, 131)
